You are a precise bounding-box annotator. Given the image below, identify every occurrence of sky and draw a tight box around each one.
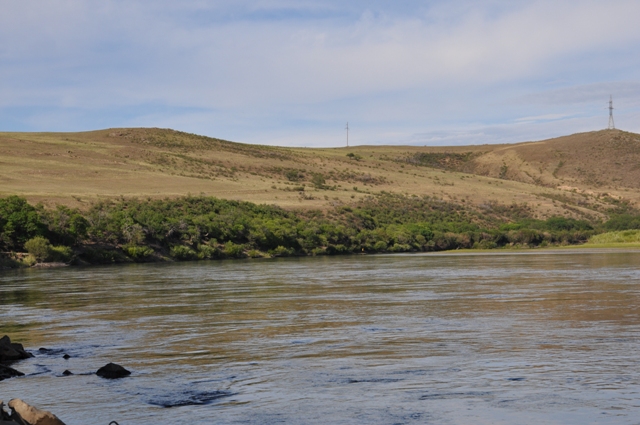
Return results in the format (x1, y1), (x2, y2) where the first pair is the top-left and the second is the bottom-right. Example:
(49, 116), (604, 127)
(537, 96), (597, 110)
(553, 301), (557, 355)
(1, 0), (639, 147)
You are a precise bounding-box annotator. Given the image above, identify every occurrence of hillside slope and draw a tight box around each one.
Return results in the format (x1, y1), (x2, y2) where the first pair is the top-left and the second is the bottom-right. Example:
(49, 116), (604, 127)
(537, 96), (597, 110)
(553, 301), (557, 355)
(1, 128), (638, 219)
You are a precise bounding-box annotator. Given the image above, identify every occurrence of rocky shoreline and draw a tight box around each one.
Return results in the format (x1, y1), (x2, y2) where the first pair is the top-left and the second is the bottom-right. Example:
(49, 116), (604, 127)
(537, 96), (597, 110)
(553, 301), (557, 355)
(1, 336), (130, 425)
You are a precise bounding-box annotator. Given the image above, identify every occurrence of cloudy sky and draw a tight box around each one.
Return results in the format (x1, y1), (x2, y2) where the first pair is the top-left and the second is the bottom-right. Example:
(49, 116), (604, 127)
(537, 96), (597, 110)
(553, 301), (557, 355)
(1, 0), (639, 147)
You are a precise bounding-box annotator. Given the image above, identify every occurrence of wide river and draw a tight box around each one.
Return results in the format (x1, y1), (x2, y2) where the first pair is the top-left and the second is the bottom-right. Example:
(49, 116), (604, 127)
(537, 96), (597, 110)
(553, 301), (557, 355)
(2, 250), (640, 424)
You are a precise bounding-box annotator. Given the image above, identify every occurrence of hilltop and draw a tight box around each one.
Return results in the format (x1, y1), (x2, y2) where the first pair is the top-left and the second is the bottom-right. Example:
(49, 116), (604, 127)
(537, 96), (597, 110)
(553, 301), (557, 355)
(1, 128), (639, 219)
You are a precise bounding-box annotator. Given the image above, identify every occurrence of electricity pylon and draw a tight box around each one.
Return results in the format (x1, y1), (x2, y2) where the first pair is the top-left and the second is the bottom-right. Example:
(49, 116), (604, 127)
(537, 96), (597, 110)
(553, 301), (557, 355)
(608, 95), (615, 130)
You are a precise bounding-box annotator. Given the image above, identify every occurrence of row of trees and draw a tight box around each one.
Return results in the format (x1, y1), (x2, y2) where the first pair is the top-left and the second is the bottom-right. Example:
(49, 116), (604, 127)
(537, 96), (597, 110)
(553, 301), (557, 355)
(1, 194), (638, 266)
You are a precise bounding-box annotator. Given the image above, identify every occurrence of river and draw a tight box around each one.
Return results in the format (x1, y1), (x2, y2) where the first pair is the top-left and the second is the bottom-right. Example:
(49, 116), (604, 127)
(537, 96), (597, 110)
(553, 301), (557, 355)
(2, 250), (640, 424)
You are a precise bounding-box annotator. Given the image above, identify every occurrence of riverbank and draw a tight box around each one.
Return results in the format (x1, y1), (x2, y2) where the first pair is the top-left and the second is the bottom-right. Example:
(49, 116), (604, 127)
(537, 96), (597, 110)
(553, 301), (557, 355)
(2, 194), (639, 270)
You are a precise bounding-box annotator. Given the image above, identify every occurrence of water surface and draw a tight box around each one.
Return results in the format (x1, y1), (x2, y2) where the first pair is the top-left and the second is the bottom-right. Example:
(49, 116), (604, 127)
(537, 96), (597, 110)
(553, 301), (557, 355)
(2, 250), (640, 424)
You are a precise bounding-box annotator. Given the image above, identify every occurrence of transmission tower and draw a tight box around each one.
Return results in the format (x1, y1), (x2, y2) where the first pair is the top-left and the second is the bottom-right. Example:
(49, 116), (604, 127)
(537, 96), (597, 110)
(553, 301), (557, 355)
(608, 95), (615, 130)
(345, 122), (349, 147)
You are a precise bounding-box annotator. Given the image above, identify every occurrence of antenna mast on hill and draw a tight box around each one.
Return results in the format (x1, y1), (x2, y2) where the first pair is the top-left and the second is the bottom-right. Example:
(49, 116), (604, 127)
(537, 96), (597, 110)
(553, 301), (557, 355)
(345, 122), (349, 147)
(608, 95), (615, 130)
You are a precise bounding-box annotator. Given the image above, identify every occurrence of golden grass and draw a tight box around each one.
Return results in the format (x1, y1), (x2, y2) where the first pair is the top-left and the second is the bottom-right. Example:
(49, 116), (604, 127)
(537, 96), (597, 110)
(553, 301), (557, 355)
(1, 128), (639, 218)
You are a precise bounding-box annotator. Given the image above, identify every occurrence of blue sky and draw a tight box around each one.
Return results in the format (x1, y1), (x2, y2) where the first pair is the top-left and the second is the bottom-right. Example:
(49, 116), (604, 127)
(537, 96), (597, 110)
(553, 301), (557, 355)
(1, 0), (639, 147)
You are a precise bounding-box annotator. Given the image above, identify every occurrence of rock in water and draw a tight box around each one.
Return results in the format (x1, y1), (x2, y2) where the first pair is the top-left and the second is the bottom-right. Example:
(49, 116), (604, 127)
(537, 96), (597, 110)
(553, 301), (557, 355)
(7, 399), (66, 425)
(0, 365), (24, 381)
(96, 363), (131, 379)
(0, 336), (33, 362)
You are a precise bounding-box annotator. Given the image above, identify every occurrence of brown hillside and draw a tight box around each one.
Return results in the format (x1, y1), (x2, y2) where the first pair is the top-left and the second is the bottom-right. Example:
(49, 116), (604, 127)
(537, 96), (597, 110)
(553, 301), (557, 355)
(1, 128), (638, 220)
(466, 130), (640, 190)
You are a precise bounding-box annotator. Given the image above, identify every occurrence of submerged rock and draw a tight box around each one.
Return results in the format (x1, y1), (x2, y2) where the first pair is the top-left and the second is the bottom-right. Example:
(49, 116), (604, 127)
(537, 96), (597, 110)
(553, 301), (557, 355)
(0, 336), (33, 362)
(96, 363), (131, 379)
(37, 348), (64, 356)
(148, 390), (233, 408)
(61, 370), (73, 376)
(0, 365), (24, 381)
(7, 399), (66, 425)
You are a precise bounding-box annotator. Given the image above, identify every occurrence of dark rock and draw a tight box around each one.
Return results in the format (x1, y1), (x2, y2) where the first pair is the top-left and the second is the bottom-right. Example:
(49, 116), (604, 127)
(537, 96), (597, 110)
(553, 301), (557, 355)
(0, 400), (19, 424)
(61, 370), (73, 376)
(38, 348), (64, 356)
(0, 336), (33, 363)
(96, 363), (131, 379)
(0, 365), (24, 381)
(62, 354), (70, 360)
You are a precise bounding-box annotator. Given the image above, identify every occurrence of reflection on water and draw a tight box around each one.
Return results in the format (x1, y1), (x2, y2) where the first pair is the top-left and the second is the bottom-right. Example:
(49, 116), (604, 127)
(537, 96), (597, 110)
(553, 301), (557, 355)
(2, 250), (640, 424)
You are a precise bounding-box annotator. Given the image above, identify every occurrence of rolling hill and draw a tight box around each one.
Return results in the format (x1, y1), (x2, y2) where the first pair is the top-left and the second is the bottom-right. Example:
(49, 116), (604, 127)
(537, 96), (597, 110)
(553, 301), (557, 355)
(1, 128), (639, 220)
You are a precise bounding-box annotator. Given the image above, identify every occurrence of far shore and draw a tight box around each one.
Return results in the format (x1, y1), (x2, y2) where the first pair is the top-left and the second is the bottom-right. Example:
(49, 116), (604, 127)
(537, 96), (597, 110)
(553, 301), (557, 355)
(416, 243), (640, 255)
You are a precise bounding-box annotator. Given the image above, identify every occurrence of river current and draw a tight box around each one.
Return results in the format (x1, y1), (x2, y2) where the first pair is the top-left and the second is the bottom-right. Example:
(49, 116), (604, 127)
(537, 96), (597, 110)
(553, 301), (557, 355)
(2, 250), (640, 424)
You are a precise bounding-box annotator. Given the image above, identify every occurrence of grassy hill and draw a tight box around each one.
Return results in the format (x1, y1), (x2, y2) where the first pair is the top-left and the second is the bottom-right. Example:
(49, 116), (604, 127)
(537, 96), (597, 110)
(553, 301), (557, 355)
(1, 128), (639, 219)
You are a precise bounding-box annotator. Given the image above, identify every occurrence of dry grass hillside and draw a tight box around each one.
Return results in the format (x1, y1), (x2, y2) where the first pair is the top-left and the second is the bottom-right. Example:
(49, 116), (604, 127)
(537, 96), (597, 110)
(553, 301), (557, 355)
(1, 128), (638, 219)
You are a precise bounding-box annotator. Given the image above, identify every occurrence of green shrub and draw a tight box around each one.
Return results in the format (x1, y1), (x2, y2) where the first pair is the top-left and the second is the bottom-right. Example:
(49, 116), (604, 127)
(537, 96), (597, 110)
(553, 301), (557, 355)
(285, 169), (303, 181)
(311, 173), (326, 188)
(247, 249), (265, 258)
(50, 245), (73, 262)
(24, 236), (52, 262)
(373, 241), (388, 252)
(389, 243), (412, 252)
(124, 245), (154, 261)
(603, 214), (640, 231)
(197, 244), (220, 259)
(326, 244), (349, 255)
(0, 196), (47, 250)
(80, 247), (119, 264)
(170, 245), (197, 261)
(20, 254), (37, 267)
(269, 245), (294, 257)
(223, 242), (245, 258)
(473, 240), (497, 249)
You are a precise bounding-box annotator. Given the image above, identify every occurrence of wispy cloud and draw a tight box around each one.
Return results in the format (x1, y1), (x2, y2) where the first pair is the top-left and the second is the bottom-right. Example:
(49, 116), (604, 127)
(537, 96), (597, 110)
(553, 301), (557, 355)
(1, 0), (639, 145)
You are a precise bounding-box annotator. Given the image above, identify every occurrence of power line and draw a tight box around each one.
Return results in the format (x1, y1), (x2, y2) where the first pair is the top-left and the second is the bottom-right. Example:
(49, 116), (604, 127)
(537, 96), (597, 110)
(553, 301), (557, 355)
(345, 122), (349, 147)
(608, 95), (615, 130)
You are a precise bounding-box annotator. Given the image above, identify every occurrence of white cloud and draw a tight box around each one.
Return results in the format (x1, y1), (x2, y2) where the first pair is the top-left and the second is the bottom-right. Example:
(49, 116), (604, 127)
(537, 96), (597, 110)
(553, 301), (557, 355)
(1, 0), (640, 145)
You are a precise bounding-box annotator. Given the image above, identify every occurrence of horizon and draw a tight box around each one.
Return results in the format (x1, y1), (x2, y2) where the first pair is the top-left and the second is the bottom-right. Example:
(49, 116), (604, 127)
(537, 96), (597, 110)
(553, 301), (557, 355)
(0, 126), (633, 150)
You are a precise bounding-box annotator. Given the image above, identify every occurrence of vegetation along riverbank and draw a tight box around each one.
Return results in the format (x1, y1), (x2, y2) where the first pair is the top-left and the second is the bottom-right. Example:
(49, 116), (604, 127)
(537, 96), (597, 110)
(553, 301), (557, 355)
(2, 193), (640, 269)
(3, 127), (640, 268)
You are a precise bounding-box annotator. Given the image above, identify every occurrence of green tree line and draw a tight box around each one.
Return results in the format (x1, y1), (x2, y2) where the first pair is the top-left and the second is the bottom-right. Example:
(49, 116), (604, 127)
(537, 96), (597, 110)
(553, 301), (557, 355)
(1, 194), (639, 267)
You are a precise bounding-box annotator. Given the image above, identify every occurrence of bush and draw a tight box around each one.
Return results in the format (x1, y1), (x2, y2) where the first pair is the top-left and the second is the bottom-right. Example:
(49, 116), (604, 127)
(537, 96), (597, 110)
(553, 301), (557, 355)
(311, 173), (326, 188)
(80, 247), (120, 264)
(247, 249), (265, 258)
(24, 236), (52, 262)
(197, 244), (220, 259)
(50, 245), (73, 262)
(373, 241), (388, 252)
(326, 244), (349, 255)
(20, 254), (37, 267)
(269, 245), (294, 257)
(170, 245), (197, 261)
(124, 245), (154, 261)
(223, 242), (245, 258)
(0, 196), (47, 250)
(603, 214), (640, 231)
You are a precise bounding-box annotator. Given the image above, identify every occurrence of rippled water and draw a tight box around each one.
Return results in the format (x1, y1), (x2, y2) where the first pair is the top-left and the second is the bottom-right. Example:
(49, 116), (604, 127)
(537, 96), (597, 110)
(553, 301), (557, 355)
(2, 250), (640, 424)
